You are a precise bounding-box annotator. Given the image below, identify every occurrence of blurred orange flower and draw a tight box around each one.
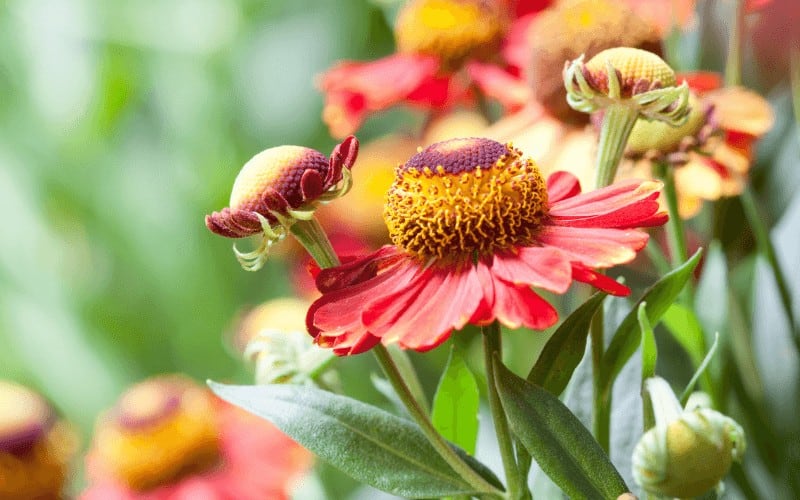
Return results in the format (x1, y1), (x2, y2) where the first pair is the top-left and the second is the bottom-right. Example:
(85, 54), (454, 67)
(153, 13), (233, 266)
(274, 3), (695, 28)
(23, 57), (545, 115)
(317, 0), (549, 138)
(0, 381), (77, 500)
(82, 375), (311, 500)
(621, 72), (774, 217)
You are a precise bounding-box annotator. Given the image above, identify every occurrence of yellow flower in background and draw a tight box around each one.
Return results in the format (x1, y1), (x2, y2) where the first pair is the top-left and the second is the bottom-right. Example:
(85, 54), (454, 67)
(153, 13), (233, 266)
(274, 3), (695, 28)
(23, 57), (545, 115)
(82, 375), (312, 500)
(0, 381), (77, 500)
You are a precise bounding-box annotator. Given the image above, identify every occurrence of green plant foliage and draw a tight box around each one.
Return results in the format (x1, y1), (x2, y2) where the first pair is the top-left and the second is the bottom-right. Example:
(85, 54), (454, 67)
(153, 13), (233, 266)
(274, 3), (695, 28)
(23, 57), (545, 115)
(638, 303), (657, 384)
(602, 248), (703, 391)
(431, 344), (480, 455)
(493, 361), (628, 499)
(209, 382), (502, 498)
(527, 292), (606, 396)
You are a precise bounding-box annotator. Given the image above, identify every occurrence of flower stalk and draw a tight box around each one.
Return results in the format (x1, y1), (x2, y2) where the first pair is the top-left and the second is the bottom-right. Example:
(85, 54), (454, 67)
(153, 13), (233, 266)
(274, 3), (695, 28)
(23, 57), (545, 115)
(483, 321), (527, 500)
(300, 213), (503, 497)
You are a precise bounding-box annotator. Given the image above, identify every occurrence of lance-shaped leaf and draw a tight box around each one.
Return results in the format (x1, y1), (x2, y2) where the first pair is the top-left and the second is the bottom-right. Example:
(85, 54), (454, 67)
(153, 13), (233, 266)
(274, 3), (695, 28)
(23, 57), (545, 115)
(431, 344), (480, 454)
(528, 292), (606, 395)
(602, 248), (703, 391)
(209, 382), (502, 498)
(494, 361), (628, 499)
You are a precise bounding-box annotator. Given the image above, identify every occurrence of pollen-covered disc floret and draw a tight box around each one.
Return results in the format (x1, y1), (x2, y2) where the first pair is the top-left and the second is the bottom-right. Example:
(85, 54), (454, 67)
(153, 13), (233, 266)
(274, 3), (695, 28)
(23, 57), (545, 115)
(384, 138), (549, 261)
(564, 47), (690, 125)
(92, 376), (221, 491)
(395, 0), (507, 70)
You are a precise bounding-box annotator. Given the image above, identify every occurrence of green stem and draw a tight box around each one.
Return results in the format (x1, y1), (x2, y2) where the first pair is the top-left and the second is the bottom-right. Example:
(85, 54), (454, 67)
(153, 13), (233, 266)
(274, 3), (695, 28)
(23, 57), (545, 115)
(594, 104), (640, 188)
(375, 345), (503, 497)
(483, 322), (526, 500)
(740, 187), (800, 351)
(295, 217), (501, 496)
(591, 307), (611, 452)
(289, 218), (340, 268)
(654, 162), (694, 305)
(791, 45), (800, 144)
(724, 0), (744, 87)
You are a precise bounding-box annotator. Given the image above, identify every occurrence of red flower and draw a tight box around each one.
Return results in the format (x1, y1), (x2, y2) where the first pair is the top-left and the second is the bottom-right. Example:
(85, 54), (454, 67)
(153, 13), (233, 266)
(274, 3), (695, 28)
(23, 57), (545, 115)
(307, 138), (666, 355)
(81, 376), (311, 500)
(317, 0), (545, 138)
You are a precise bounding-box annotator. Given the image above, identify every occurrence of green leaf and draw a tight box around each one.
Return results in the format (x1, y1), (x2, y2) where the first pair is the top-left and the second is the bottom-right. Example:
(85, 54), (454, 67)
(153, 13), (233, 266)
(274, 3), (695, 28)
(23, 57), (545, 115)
(494, 360), (628, 499)
(638, 303), (657, 383)
(431, 345), (480, 455)
(662, 303), (706, 367)
(209, 382), (501, 498)
(680, 332), (719, 405)
(602, 248), (703, 390)
(528, 292), (606, 396)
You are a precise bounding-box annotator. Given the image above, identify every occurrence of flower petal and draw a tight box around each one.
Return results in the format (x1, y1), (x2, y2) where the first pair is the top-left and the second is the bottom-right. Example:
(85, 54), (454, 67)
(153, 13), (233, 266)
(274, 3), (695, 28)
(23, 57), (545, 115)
(491, 246), (572, 294)
(476, 262), (559, 330)
(536, 225), (649, 268)
(315, 246), (404, 293)
(549, 178), (667, 228)
(466, 61), (530, 110)
(363, 264), (484, 351)
(546, 171), (582, 203)
(318, 54), (444, 138)
(571, 263), (631, 297)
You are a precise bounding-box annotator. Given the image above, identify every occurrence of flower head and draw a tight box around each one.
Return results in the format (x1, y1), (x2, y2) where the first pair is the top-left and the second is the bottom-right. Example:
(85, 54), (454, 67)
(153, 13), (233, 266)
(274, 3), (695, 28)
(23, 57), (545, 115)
(633, 377), (745, 498)
(0, 381), (77, 500)
(526, 0), (661, 122)
(205, 136), (358, 271)
(317, 0), (538, 138)
(307, 137), (666, 355)
(82, 375), (312, 500)
(564, 47), (690, 125)
(621, 73), (774, 217)
(395, 0), (508, 70)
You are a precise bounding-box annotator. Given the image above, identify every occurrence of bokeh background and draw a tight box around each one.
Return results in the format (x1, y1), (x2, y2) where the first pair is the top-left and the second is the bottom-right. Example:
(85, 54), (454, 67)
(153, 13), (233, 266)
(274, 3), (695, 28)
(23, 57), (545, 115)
(1, 0), (798, 497)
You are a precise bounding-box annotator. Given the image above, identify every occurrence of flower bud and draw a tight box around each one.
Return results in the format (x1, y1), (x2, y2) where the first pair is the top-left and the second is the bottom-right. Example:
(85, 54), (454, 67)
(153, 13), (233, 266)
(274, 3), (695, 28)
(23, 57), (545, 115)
(633, 377), (745, 498)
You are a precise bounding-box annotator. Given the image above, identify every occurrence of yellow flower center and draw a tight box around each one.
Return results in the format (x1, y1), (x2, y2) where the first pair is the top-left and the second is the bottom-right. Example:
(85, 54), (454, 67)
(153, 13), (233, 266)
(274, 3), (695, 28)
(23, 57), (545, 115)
(94, 377), (221, 491)
(384, 138), (549, 261)
(394, 0), (507, 70)
(229, 145), (329, 213)
(0, 383), (75, 500)
(585, 47), (676, 97)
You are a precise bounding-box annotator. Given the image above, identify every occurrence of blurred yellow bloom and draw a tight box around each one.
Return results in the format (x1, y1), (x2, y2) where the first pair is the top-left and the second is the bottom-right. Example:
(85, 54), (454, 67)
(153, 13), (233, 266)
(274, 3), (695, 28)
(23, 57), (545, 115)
(0, 381), (77, 500)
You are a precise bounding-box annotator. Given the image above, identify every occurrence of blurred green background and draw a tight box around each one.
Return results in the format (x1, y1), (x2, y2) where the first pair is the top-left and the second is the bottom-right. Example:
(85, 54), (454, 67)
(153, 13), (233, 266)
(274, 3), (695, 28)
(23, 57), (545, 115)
(0, 0), (402, 432)
(1, 0), (799, 498)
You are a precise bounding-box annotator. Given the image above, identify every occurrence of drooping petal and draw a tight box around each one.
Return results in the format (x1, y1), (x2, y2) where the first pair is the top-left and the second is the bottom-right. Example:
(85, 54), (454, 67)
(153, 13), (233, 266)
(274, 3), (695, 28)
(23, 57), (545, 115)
(536, 225), (649, 268)
(315, 246), (405, 293)
(317, 54), (444, 138)
(476, 262), (559, 330)
(364, 263), (485, 351)
(546, 171), (582, 203)
(466, 61), (531, 110)
(571, 263), (631, 297)
(491, 246), (572, 294)
(308, 257), (419, 355)
(549, 177), (667, 228)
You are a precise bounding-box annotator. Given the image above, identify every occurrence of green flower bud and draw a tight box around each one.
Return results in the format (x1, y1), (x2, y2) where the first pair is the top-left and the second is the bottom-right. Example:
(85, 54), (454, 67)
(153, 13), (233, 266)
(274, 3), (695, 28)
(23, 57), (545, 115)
(633, 377), (745, 498)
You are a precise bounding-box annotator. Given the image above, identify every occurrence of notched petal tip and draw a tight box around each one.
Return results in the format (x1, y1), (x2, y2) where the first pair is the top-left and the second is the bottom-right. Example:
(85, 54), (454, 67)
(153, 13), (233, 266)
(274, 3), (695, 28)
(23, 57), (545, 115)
(205, 209), (260, 238)
(327, 135), (360, 185)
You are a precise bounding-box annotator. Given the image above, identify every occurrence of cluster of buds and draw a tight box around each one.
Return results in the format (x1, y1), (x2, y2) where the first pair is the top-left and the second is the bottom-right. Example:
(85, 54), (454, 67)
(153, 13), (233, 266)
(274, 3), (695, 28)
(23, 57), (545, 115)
(206, 136), (358, 271)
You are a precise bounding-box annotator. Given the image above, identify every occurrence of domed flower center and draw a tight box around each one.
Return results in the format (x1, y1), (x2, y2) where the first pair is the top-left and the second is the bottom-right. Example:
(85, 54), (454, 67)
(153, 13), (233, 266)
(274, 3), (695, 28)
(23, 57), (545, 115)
(229, 145), (330, 216)
(96, 377), (221, 491)
(0, 382), (51, 454)
(394, 0), (507, 70)
(585, 47), (676, 97)
(384, 138), (549, 261)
